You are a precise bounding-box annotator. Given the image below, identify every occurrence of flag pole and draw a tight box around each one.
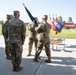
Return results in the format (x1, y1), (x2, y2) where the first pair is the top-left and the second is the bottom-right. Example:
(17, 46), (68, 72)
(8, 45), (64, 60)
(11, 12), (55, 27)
(22, 3), (38, 26)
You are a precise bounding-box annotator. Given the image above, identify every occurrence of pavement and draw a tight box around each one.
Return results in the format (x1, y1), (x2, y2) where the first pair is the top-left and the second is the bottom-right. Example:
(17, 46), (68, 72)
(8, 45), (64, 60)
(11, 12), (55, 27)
(0, 35), (76, 75)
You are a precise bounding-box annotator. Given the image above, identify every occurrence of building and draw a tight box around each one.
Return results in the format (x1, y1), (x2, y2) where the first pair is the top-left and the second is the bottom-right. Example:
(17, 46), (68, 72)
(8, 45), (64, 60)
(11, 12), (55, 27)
(64, 22), (76, 29)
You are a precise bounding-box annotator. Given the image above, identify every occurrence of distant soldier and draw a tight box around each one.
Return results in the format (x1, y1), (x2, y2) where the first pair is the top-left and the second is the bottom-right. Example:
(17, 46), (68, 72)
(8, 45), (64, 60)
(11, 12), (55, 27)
(6, 11), (26, 71)
(27, 17), (38, 56)
(33, 15), (51, 63)
(2, 14), (12, 59)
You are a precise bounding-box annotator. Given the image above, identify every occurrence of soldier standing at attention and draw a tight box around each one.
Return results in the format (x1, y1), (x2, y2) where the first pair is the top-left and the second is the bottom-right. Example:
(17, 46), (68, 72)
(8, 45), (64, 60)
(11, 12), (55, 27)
(27, 17), (38, 56)
(33, 15), (51, 63)
(6, 11), (26, 71)
(2, 14), (12, 60)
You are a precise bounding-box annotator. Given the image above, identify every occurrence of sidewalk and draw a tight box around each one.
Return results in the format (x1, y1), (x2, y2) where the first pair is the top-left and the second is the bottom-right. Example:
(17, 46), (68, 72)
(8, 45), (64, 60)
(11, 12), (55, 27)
(0, 36), (76, 75)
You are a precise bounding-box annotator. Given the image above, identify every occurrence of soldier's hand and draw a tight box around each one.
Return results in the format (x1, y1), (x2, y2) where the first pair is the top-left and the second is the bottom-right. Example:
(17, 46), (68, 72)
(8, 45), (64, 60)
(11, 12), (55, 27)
(33, 20), (36, 27)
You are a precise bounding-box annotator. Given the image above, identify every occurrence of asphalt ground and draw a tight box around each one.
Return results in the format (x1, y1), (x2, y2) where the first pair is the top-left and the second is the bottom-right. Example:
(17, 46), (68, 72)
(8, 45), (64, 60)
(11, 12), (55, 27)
(0, 35), (76, 75)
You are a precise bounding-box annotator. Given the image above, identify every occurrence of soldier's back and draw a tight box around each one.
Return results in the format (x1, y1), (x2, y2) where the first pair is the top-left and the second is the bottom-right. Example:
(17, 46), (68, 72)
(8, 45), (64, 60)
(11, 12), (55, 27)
(8, 18), (24, 43)
(2, 20), (9, 38)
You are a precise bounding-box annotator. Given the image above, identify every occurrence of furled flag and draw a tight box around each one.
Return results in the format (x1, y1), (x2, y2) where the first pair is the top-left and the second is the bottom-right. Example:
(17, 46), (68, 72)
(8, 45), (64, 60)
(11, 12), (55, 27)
(55, 15), (59, 34)
(48, 16), (56, 30)
(55, 15), (64, 34)
(49, 14), (64, 35)
(55, 15), (59, 22)
(22, 3), (38, 26)
(56, 22), (64, 32)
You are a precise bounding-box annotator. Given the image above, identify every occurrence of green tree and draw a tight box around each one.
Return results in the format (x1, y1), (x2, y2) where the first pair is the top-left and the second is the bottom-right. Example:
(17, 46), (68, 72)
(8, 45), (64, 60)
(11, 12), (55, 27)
(58, 16), (63, 22)
(68, 17), (73, 22)
(63, 21), (66, 25)
(0, 20), (4, 25)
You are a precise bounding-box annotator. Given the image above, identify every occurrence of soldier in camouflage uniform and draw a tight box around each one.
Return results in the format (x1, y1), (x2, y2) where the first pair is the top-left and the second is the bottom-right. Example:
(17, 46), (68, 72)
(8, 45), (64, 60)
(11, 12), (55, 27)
(2, 14), (12, 60)
(6, 11), (26, 71)
(33, 15), (51, 63)
(27, 17), (38, 56)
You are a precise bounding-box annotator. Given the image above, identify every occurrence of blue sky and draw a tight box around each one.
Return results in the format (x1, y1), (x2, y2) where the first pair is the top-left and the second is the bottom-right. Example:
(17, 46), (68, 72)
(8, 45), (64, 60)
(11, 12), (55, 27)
(0, 0), (76, 23)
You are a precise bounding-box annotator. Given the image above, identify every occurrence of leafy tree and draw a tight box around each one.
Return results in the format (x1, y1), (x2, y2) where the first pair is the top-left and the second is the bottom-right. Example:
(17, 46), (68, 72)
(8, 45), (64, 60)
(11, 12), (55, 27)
(68, 17), (73, 22)
(58, 16), (63, 22)
(0, 21), (4, 25)
(63, 21), (66, 25)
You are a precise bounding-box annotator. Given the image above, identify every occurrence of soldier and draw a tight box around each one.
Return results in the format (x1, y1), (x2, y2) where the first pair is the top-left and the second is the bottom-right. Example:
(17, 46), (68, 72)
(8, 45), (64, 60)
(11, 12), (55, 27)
(2, 14), (12, 59)
(6, 10), (26, 71)
(33, 15), (51, 63)
(27, 17), (38, 56)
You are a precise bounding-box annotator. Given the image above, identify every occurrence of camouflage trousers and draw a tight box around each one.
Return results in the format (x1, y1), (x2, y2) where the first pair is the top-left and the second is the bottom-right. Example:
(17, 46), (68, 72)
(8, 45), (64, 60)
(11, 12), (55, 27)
(34, 40), (51, 60)
(9, 42), (23, 66)
(28, 37), (38, 52)
(5, 40), (11, 56)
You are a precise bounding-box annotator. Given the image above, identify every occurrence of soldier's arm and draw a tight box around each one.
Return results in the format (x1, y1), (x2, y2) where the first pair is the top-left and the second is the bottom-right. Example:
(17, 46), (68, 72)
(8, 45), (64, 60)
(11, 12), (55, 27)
(2, 25), (4, 36)
(21, 22), (26, 45)
(5, 23), (9, 40)
(2, 21), (6, 36)
(2, 21), (8, 38)
(35, 23), (42, 33)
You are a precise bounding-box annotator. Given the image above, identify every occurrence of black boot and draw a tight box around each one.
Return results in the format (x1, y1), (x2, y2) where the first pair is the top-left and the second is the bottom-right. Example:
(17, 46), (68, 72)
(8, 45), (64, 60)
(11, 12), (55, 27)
(13, 64), (16, 71)
(6, 55), (11, 60)
(33, 58), (38, 62)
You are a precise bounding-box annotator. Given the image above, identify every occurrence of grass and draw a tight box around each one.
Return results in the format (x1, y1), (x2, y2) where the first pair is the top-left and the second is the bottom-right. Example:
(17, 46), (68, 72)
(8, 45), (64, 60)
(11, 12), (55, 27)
(26, 26), (29, 37)
(50, 29), (76, 38)
(0, 25), (76, 39)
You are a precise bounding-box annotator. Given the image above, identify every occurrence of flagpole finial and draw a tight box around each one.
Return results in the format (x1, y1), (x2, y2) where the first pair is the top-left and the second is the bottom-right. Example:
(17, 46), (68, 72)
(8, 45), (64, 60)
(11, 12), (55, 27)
(49, 14), (50, 18)
(52, 14), (54, 16)
(55, 14), (57, 16)
(22, 3), (24, 5)
(22, 3), (26, 8)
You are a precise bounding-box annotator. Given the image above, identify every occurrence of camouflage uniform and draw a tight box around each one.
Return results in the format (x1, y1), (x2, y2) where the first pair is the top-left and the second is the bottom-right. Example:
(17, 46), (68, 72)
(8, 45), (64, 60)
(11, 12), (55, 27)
(6, 11), (26, 71)
(27, 22), (38, 56)
(2, 15), (12, 59)
(34, 15), (51, 63)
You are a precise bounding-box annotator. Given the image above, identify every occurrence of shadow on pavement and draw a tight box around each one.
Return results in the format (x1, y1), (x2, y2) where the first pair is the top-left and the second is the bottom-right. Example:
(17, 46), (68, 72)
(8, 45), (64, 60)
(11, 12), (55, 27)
(52, 49), (73, 53)
(36, 62), (76, 75)
(51, 56), (76, 66)
(0, 57), (44, 75)
(66, 45), (76, 48)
